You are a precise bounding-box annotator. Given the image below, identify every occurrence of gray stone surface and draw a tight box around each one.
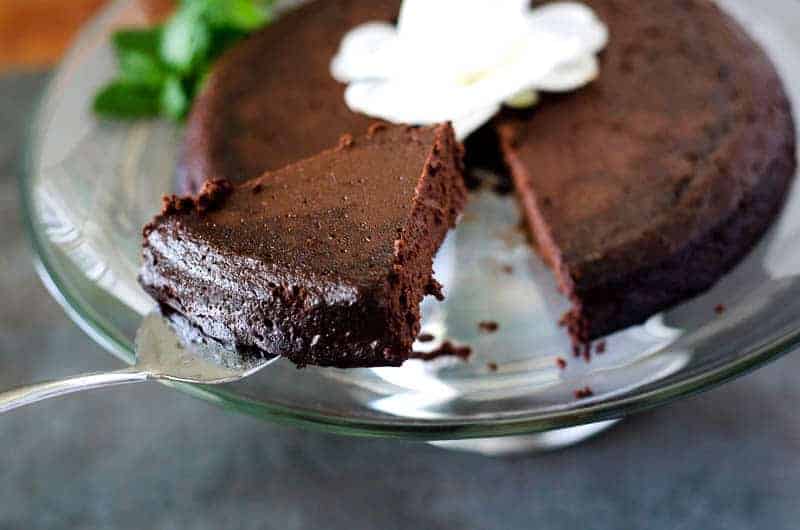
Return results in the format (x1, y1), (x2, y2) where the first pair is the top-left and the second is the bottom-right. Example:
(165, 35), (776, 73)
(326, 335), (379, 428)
(1, 72), (799, 529)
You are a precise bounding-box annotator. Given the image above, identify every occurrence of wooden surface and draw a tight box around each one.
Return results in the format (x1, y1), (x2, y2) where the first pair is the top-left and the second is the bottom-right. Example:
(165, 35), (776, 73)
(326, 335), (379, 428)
(0, 0), (173, 72)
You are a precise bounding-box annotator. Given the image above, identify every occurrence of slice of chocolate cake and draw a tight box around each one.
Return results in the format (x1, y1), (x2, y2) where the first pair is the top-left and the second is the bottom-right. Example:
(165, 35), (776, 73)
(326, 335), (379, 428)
(140, 124), (467, 368)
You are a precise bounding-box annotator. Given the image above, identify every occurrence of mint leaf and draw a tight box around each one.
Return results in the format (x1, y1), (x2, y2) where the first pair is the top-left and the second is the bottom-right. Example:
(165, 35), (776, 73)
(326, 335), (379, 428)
(160, 5), (211, 74)
(193, 64), (213, 97)
(160, 77), (190, 120)
(113, 28), (166, 86)
(93, 81), (161, 119)
(113, 28), (162, 57)
(94, 0), (274, 122)
(207, 27), (248, 59)
(203, 0), (270, 31)
(118, 49), (167, 87)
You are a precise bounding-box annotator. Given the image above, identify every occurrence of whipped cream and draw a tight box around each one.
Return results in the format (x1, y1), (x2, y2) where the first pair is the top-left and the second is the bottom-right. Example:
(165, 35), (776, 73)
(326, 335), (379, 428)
(331, 1), (608, 140)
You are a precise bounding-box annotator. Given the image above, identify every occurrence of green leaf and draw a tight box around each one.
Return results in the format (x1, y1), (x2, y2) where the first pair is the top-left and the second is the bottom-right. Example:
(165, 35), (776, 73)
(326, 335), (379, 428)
(113, 27), (162, 57)
(94, 0), (276, 121)
(118, 49), (167, 87)
(179, 0), (209, 8)
(207, 26), (248, 59)
(160, 5), (211, 74)
(112, 27), (166, 86)
(93, 81), (161, 119)
(203, 0), (270, 31)
(192, 64), (213, 98)
(160, 77), (190, 120)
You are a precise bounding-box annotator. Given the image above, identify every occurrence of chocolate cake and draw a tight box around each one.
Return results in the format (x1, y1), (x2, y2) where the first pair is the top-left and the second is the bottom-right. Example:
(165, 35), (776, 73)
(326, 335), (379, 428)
(173, 0), (796, 350)
(496, 0), (796, 341)
(141, 124), (467, 368)
(178, 0), (401, 194)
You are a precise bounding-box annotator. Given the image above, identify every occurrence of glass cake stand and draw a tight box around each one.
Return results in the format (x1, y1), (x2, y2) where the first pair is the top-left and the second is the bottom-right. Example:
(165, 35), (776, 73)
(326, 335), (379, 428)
(19, 0), (800, 454)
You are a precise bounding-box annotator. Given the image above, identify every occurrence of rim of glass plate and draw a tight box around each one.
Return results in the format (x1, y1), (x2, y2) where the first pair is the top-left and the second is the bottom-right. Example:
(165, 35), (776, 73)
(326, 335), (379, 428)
(15, 0), (800, 441)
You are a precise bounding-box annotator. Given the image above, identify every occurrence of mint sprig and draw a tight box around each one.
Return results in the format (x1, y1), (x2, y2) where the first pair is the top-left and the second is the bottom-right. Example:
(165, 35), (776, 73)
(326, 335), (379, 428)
(160, 76), (190, 120)
(161, 4), (211, 75)
(93, 81), (162, 118)
(93, 0), (274, 122)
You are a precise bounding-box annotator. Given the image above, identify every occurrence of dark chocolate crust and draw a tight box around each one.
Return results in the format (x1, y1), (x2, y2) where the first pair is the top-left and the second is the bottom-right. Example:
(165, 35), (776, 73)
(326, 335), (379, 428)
(178, 0), (401, 193)
(498, 0), (796, 340)
(142, 124), (467, 368)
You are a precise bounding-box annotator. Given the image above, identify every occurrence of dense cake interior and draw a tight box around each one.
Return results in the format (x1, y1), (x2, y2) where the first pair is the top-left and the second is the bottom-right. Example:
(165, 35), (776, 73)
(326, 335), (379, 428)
(382, 126), (467, 357)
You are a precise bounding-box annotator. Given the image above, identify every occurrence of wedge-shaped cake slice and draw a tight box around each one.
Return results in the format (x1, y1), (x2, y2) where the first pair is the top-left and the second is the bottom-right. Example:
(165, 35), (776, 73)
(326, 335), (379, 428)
(140, 123), (467, 368)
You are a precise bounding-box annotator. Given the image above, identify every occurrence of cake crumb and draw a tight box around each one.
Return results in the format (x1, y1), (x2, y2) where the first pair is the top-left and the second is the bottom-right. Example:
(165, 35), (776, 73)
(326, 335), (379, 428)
(714, 304), (726, 315)
(487, 362), (499, 372)
(161, 194), (193, 215)
(195, 179), (234, 213)
(595, 340), (607, 355)
(556, 357), (567, 370)
(572, 342), (592, 361)
(478, 321), (499, 333)
(501, 264), (514, 274)
(411, 341), (472, 361)
(161, 178), (233, 216)
(417, 333), (435, 343)
(572, 340), (592, 363)
(425, 278), (445, 301)
(337, 133), (354, 150)
(574, 386), (594, 399)
(367, 122), (388, 137)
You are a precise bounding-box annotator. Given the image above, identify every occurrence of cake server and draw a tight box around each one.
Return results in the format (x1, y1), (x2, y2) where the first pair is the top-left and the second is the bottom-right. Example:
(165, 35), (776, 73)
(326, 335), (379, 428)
(0, 313), (277, 413)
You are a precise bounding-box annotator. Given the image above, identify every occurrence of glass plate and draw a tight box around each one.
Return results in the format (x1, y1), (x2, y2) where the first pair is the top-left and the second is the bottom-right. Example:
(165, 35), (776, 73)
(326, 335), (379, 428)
(20, 0), (800, 440)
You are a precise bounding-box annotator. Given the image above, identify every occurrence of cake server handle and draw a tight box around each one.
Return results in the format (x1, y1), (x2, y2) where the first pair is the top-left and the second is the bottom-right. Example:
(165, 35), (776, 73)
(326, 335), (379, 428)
(0, 313), (277, 414)
(0, 368), (150, 413)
